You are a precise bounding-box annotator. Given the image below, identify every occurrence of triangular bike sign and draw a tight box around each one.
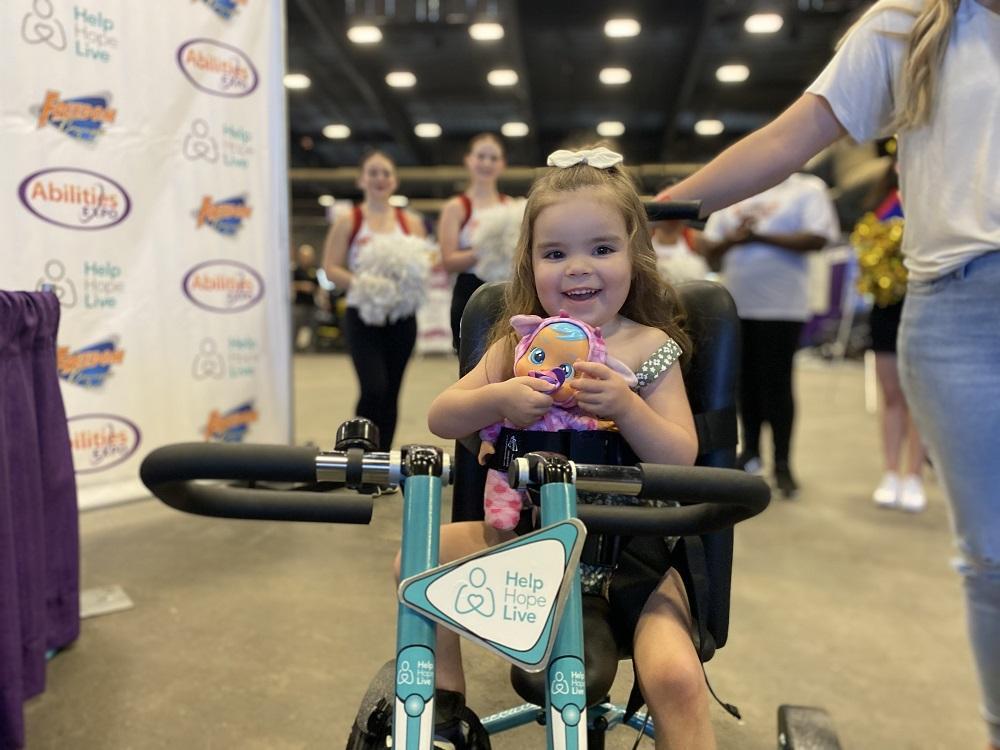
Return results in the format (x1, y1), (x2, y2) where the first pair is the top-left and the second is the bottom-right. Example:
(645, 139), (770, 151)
(398, 519), (586, 672)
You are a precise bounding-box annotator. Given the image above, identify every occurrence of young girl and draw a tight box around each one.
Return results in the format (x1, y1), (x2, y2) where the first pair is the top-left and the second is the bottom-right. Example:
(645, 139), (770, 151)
(422, 146), (713, 750)
(322, 150), (427, 451)
(438, 133), (509, 352)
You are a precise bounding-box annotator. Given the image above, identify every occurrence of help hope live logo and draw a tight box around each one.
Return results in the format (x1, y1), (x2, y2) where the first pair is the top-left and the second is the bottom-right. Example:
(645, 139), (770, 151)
(400, 521), (585, 670)
(19, 3), (118, 63)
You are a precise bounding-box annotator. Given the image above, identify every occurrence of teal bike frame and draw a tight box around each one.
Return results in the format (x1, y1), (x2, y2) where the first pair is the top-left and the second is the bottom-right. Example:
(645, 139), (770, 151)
(392, 449), (610, 750)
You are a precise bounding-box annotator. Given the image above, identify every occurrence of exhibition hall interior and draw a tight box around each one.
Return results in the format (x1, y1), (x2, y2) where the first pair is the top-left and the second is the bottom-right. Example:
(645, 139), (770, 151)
(4, 1), (997, 749)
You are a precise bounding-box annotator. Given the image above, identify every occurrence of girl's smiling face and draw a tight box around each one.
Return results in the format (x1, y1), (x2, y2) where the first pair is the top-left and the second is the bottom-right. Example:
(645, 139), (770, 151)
(531, 187), (632, 330)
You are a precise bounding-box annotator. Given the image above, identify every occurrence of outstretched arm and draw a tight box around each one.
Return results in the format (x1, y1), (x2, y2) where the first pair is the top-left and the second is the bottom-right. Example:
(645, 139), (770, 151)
(658, 93), (847, 215)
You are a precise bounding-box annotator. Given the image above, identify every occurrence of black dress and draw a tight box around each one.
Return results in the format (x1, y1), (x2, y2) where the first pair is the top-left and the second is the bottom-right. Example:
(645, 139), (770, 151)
(869, 298), (904, 354)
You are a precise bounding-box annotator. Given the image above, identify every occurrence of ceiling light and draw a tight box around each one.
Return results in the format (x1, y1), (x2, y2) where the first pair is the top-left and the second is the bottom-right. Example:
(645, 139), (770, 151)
(469, 22), (504, 41)
(347, 25), (382, 44)
(745, 13), (784, 34)
(283, 73), (311, 90)
(414, 122), (441, 138)
(487, 69), (518, 87)
(318, 195), (335, 207)
(716, 64), (750, 83)
(385, 71), (417, 88)
(596, 121), (626, 137)
(322, 124), (351, 139)
(388, 195), (409, 208)
(599, 67), (631, 85)
(501, 121), (529, 137)
(694, 119), (725, 136)
(604, 18), (641, 38)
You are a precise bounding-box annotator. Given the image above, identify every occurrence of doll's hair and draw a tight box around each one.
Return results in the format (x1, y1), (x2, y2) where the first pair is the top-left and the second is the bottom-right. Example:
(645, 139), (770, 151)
(486, 143), (691, 372)
(838, 0), (957, 132)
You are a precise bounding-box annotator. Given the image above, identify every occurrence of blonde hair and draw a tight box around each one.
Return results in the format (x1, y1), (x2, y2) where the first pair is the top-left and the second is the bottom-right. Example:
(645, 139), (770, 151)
(487, 147), (691, 372)
(840, 0), (958, 131)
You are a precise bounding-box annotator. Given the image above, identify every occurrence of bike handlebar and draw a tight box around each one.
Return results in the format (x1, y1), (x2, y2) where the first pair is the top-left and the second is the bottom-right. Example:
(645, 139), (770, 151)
(140, 443), (377, 525)
(643, 200), (703, 222)
(510, 456), (769, 537)
(140, 442), (766, 536)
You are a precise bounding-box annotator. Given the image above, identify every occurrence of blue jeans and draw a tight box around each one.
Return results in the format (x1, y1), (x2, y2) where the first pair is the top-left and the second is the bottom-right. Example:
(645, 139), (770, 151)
(899, 250), (1000, 746)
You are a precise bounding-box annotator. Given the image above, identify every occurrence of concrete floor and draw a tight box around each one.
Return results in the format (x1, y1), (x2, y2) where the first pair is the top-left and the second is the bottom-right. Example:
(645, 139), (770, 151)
(23, 352), (986, 749)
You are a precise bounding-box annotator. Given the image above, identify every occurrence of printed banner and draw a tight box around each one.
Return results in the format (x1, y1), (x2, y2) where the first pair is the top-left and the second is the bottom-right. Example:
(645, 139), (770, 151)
(3, 1), (291, 509)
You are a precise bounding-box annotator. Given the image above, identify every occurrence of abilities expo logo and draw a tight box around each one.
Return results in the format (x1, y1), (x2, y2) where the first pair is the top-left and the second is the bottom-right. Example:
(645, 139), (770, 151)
(68, 413), (141, 474)
(31, 89), (116, 142)
(182, 260), (264, 313)
(18, 167), (131, 230)
(57, 337), (125, 388)
(194, 194), (252, 235)
(176, 39), (258, 97)
(203, 400), (258, 442)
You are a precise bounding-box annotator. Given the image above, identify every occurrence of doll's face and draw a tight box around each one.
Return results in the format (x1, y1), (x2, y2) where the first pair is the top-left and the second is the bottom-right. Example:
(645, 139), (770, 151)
(513, 322), (591, 402)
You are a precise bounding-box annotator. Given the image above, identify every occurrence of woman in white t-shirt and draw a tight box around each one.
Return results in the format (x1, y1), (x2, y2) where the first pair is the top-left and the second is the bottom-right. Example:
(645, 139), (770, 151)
(659, 2), (999, 746)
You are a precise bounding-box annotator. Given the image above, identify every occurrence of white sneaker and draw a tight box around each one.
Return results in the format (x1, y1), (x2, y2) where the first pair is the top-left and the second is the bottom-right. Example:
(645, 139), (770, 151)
(872, 472), (900, 508)
(899, 475), (926, 513)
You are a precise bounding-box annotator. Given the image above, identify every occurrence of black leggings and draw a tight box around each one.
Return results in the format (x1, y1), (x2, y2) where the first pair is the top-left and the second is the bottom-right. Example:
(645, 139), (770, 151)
(450, 271), (485, 352)
(343, 308), (417, 451)
(739, 319), (803, 467)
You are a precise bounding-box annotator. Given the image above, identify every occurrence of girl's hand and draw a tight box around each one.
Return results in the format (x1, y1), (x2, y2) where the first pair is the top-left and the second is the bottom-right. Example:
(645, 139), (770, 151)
(496, 377), (554, 427)
(571, 361), (639, 420)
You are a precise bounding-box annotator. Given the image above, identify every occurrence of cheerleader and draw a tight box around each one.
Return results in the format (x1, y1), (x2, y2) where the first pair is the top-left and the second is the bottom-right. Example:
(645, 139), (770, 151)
(322, 150), (427, 451)
(438, 133), (508, 352)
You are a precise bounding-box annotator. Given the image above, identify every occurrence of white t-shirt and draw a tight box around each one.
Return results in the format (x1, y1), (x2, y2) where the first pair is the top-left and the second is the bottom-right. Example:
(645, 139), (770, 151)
(807, 0), (1000, 281)
(652, 237), (711, 284)
(703, 174), (841, 321)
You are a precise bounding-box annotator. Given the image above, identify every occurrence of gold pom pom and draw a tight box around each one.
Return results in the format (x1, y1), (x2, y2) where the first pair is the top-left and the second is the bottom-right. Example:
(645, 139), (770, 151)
(852, 213), (907, 307)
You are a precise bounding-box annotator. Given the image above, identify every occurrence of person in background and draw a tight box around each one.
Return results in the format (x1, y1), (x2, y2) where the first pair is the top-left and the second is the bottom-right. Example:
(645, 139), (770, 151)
(699, 173), (840, 498)
(859, 166), (928, 511)
(322, 150), (427, 451)
(438, 133), (509, 352)
(658, 1), (999, 745)
(291, 244), (319, 352)
(649, 218), (710, 284)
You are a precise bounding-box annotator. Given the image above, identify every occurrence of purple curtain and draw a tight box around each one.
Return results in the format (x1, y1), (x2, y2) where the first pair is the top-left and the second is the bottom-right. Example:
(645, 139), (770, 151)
(0, 291), (79, 750)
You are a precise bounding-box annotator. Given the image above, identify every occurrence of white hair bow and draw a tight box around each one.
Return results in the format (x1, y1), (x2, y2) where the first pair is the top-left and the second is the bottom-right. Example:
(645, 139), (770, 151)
(547, 147), (623, 169)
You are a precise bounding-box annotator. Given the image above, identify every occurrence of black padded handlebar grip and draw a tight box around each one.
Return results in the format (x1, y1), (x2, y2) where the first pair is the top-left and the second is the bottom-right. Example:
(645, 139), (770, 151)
(577, 501), (757, 538)
(140, 442), (320, 486)
(635, 463), (770, 514)
(140, 443), (374, 525)
(152, 481), (373, 524)
(643, 200), (703, 222)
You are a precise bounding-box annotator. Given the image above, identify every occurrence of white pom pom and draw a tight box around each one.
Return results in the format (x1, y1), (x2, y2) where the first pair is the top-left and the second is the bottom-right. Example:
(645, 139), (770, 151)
(471, 199), (525, 283)
(347, 234), (433, 326)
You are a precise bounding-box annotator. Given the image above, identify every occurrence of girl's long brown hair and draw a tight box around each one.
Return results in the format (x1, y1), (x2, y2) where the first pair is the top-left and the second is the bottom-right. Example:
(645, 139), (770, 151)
(487, 149), (691, 373)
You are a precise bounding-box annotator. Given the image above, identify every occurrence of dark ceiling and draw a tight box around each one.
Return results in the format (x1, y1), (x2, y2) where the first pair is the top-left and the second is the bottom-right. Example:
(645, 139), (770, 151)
(286, 0), (868, 215)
